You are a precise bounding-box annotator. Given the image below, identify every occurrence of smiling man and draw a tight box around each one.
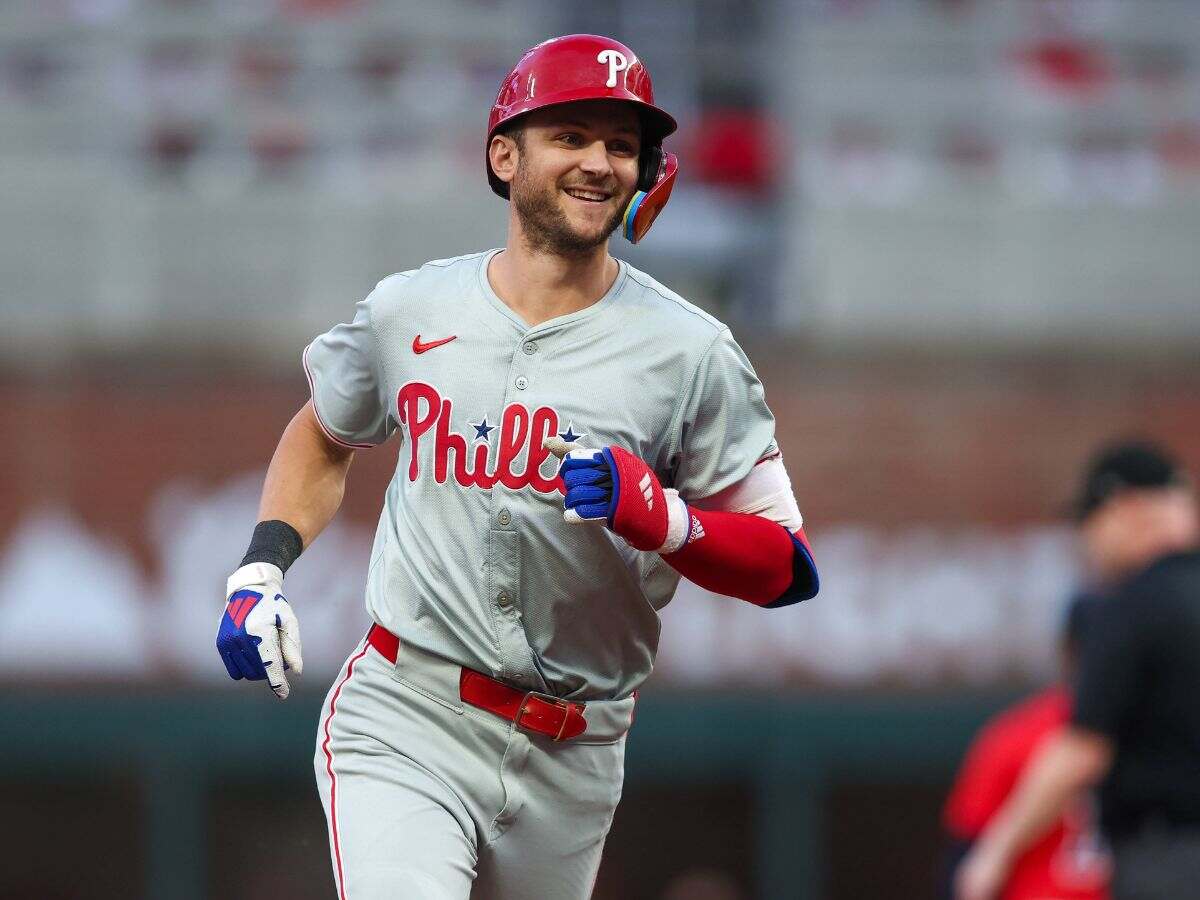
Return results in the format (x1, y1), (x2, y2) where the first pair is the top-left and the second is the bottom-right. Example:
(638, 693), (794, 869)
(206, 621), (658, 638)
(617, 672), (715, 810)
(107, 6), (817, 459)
(499, 102), (642, 255)
(215, 34), (818, 900)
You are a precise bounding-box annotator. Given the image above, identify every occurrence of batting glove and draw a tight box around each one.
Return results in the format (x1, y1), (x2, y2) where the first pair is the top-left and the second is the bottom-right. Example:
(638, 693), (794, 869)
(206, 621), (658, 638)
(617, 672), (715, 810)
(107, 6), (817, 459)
(216, 562), (303, 700)
(556, 444), (692, 554)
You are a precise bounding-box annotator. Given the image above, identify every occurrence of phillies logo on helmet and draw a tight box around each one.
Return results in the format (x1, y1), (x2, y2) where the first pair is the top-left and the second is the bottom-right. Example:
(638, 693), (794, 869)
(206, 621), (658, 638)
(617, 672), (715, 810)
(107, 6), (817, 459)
(596, 48), (629, 88)
(397, 382), (569, 494)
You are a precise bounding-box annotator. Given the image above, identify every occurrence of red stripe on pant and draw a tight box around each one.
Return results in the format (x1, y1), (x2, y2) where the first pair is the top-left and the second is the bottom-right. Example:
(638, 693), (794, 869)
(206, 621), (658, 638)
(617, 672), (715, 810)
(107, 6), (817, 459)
(320, 640), (371, 900)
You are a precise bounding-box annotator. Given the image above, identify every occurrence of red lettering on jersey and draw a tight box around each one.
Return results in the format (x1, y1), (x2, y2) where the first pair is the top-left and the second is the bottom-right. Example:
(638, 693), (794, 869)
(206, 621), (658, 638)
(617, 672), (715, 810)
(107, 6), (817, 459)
(395, 381), (566, 494)
(433, 398), (467, 484)
(433, 397), (497, 488)
(528, 406), (564, 493)
(468, 442), (496, 489)
(496, 405), (531, 489)
(398, 382), (440, 481)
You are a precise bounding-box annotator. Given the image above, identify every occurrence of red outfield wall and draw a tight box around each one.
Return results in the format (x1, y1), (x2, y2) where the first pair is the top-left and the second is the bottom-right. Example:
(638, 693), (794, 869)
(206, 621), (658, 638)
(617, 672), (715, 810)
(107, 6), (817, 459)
(2, 351), (1197, 581)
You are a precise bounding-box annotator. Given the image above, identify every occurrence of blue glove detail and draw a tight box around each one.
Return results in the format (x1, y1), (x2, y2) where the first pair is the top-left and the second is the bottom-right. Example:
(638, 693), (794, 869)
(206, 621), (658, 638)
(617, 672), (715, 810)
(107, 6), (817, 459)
(560, 450), (616, 522)
(557, 444), (676, 551)
(216, 562), (302, 699)
(217, 589), (269, 681)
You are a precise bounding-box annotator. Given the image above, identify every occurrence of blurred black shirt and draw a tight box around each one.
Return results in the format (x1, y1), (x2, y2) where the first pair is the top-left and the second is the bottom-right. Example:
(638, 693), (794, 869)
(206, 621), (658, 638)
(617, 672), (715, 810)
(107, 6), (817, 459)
(1072, 550), (1200, 840)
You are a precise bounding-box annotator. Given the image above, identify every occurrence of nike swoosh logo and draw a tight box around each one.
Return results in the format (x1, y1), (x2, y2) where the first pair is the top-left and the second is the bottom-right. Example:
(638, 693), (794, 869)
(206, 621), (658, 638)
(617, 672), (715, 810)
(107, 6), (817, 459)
(412, 334), (457, 354)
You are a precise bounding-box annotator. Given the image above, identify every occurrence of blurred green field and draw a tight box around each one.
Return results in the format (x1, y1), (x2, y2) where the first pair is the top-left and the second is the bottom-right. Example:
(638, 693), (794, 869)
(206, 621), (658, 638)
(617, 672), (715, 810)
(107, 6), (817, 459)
(0, 687), (1020, 900)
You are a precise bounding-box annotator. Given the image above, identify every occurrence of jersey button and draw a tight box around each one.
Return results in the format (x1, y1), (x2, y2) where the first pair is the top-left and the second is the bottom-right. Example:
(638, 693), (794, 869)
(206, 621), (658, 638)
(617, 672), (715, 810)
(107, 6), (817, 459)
(522, 341), (537, 356)
(497, 591), (512, 608)
(497, 509), (511, 526)
(514, 376), (529, 390)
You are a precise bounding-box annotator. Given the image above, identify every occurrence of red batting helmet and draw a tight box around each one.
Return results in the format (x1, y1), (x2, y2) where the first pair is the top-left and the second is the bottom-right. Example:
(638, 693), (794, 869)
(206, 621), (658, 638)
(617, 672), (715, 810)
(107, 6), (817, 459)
(486, 34), (679, 243)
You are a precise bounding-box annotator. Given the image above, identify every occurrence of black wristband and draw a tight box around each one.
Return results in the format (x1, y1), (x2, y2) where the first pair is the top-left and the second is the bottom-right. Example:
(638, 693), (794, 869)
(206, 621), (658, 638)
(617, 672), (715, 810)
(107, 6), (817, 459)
(240, 520), (304, 574)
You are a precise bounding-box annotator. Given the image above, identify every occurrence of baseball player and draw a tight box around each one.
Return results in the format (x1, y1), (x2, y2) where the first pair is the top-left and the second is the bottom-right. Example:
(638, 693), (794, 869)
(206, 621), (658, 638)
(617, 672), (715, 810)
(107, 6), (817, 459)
(215, 34), (819, 900)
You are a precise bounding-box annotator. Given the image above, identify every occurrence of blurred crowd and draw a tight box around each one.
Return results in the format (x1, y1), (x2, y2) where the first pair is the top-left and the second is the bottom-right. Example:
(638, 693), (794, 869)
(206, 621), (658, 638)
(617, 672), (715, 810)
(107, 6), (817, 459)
(3, 0), (1199, 359)
(1, 1), (784, 193)
(4, 1), (1198, 199)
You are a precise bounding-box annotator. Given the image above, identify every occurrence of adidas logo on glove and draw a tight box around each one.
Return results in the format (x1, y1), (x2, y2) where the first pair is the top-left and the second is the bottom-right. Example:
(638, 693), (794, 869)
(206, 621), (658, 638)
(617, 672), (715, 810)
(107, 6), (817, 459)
(639, 473), (654, 509)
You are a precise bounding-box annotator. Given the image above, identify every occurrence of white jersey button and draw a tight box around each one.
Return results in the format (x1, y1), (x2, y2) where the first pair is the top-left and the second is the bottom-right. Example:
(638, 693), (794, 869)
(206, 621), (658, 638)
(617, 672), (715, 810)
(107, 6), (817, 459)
(515, 376), (529, 390)
(497, 509), (511, 526)
(522, 341), (538, 355)
(497, 591), (512, 608)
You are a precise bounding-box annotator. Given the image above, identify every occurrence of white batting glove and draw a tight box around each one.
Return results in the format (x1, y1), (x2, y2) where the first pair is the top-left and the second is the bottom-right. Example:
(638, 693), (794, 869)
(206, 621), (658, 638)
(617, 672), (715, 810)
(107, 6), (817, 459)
(215, 562), (304, 700)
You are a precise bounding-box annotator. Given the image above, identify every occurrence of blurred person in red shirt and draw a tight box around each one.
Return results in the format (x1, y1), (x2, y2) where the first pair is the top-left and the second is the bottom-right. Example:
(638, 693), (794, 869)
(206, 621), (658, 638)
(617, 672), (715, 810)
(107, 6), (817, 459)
(957, 441), (1200, 900)
(941, 595), (1112, 900)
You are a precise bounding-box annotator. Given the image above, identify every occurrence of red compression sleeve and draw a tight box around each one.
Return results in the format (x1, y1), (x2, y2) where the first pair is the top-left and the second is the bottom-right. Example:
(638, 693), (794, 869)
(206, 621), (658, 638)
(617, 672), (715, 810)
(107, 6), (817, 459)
(661, 508), (818, 607)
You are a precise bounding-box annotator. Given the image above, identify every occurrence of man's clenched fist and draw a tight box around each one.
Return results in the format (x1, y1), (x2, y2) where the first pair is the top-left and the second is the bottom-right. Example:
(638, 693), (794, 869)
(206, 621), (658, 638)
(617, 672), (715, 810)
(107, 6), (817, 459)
(216, 562), (303, 700)
(546, 439), (691, 555)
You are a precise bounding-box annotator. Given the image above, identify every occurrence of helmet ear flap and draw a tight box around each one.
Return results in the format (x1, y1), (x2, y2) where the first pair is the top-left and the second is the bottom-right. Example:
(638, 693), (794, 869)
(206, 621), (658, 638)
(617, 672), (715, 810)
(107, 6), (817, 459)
(637, 144), (664, 193)
(623, 150), (677, 244)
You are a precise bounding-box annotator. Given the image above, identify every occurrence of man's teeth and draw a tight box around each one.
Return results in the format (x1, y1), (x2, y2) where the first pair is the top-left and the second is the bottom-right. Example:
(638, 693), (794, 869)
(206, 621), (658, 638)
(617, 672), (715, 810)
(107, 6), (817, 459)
(565, 188), (608, 201)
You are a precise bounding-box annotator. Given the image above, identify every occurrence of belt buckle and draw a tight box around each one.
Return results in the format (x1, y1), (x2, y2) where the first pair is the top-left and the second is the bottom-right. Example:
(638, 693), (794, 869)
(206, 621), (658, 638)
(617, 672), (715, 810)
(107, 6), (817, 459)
(516, 691), (574, 741)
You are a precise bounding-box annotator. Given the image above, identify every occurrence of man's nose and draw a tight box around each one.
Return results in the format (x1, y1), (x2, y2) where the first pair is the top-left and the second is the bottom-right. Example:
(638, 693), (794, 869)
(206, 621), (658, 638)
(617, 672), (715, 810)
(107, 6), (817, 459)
(577, 139), (614, 177)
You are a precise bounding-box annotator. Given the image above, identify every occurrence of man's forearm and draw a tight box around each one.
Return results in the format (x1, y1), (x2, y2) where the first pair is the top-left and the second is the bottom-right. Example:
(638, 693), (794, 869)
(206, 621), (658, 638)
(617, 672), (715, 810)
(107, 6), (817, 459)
(977, 728), (1112, 863)
(219, 402), (338, 701)
(662, 509), (817, 606)
(258, 400), (355, 548)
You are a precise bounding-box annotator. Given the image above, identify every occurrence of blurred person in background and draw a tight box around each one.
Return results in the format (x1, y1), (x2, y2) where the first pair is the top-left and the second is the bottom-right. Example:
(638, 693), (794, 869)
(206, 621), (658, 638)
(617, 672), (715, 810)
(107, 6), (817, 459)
(213, 34), (817, 900)
(940, 596), (1111, 900)
(958, 441), (1200, 900)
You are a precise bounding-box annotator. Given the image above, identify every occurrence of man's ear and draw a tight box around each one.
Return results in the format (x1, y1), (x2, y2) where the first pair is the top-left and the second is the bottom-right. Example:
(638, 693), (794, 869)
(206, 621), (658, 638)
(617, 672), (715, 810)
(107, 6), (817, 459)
(489, 134), (518, 187)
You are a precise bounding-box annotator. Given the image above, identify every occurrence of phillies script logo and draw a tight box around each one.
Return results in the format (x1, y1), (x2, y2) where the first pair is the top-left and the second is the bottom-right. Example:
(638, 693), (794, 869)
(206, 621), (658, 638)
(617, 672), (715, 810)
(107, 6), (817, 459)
(398, 382), (580, 494)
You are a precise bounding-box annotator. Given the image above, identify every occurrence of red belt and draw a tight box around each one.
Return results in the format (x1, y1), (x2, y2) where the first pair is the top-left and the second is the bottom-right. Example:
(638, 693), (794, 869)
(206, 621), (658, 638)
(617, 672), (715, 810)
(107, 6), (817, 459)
(366, 625), (587, 742)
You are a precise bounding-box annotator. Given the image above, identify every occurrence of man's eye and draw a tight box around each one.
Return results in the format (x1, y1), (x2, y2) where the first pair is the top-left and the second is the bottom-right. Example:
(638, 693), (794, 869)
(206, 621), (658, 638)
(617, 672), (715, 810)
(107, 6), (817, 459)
(558, 133), (582, 145)
(611, 143), (636, 155)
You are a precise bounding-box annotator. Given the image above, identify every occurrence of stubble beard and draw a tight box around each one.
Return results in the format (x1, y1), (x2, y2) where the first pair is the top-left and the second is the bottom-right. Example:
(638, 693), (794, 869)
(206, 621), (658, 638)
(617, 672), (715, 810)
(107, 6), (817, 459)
(510, 161), (628, 257)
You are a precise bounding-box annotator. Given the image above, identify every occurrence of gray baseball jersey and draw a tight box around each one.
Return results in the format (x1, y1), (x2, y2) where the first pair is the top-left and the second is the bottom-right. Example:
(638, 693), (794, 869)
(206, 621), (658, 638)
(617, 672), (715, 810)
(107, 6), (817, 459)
(304, 248), (776, 700)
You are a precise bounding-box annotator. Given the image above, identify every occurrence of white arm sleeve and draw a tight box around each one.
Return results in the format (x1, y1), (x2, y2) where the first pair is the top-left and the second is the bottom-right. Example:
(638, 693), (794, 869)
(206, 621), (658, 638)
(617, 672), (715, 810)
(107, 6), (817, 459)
(690, 454), (804, 531)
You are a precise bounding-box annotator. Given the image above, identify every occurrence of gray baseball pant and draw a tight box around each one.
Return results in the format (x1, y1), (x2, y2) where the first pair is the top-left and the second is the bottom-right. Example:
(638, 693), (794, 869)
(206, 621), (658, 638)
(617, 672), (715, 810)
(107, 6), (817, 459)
(314, 633), (635, 899)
